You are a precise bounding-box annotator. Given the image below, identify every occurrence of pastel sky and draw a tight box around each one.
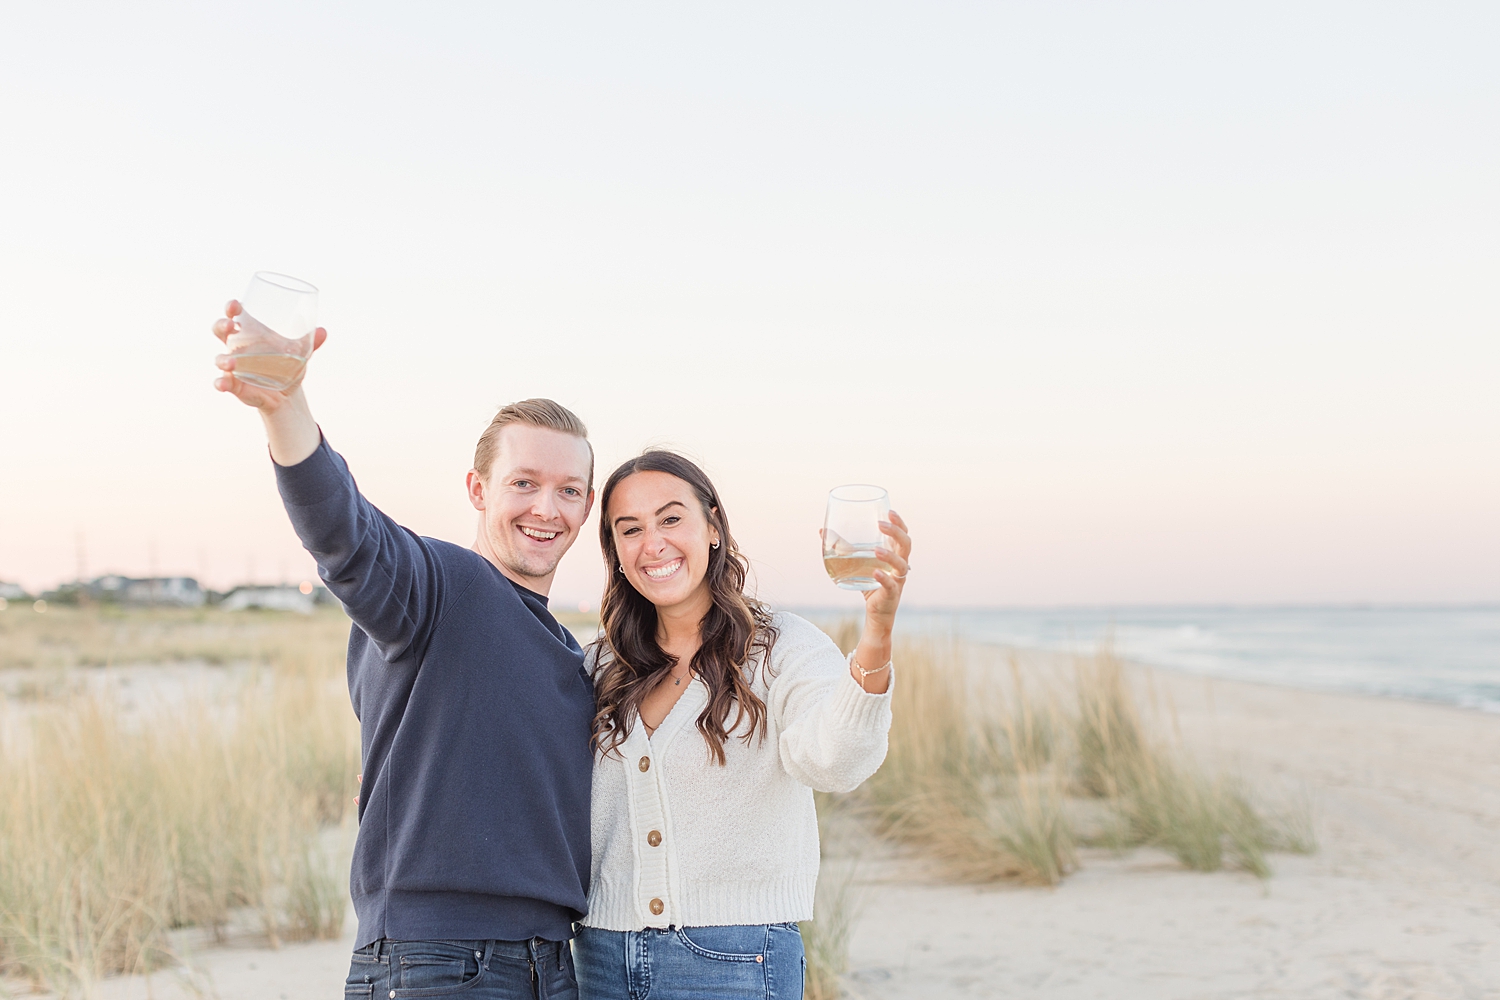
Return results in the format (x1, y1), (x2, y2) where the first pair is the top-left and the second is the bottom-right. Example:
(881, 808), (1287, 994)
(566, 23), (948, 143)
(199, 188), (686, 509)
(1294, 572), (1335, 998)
(1, 2), (1496, 610)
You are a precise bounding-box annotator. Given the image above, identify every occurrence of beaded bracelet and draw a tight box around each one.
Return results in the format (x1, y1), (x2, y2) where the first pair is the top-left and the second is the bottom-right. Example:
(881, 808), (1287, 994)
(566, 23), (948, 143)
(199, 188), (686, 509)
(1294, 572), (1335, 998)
(848, 649), (893, 679)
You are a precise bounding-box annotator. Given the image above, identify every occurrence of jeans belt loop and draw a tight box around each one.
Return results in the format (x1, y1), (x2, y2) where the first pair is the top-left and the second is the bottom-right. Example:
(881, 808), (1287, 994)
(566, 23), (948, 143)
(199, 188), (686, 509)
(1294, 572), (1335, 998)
(481, 939), (496, 972)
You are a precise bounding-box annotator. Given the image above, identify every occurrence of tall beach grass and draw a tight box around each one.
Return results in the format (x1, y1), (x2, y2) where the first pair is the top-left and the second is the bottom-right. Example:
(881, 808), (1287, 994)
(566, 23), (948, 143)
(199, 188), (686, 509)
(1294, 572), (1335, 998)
(0, 604), (355, 671)
(0, 612), (358, 996)
(828, 626), (1314, 887)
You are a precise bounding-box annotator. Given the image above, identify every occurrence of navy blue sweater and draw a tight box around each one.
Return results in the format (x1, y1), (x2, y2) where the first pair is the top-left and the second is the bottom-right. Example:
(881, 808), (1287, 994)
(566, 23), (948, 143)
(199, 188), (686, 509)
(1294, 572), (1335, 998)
(276, 437), (594, 947)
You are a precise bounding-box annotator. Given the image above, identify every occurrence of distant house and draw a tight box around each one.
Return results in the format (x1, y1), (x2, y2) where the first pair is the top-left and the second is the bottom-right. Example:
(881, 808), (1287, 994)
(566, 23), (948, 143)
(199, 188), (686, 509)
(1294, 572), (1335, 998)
(88, 575), (207, 608)
(220, 584), (318, 614)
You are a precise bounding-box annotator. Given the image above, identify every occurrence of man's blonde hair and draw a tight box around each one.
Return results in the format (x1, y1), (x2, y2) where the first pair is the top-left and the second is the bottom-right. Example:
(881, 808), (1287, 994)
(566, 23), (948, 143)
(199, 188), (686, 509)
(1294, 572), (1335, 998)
(473, 398), (593, 489)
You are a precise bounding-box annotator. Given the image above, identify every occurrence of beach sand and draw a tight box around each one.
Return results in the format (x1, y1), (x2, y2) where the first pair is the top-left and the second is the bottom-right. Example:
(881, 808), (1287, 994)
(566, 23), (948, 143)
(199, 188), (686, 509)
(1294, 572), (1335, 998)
(14, 668), (1499, 1000)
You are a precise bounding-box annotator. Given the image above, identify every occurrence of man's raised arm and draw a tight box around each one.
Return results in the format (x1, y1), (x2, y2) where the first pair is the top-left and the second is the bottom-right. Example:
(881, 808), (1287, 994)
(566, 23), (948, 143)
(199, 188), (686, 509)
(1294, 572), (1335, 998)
(211, 300), (444, 662)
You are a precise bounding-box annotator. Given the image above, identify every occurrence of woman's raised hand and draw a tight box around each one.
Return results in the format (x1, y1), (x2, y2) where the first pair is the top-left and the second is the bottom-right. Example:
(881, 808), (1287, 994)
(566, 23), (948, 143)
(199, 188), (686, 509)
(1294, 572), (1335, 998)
(865, 510), (911, 622)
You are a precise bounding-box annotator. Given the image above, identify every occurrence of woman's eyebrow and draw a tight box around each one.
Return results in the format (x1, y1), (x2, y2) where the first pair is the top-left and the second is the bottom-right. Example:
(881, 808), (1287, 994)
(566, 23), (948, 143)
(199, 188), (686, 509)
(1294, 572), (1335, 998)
(613, 500), (686, 528)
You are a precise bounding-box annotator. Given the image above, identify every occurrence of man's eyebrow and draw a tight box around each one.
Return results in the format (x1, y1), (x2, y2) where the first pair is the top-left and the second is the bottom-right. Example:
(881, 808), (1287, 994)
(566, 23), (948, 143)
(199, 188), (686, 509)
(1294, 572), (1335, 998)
(613, 500), (686, 527)
(509, 467), (586, 485)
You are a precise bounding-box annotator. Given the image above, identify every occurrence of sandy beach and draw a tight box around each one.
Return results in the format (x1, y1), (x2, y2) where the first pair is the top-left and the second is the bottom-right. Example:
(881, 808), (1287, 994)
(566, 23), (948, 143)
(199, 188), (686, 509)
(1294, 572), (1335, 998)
(8, 665), (1498, 1000)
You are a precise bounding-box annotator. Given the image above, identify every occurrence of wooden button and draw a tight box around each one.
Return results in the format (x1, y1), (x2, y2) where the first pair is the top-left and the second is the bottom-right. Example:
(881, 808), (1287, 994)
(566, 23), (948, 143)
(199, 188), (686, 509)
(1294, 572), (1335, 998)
(647, 830), (662, 847)
(649, 898), (664, 915)
(638, 756), (651, 772)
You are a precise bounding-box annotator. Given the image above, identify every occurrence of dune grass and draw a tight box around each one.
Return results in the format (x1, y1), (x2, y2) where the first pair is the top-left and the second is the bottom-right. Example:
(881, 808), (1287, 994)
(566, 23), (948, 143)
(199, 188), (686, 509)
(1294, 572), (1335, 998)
(802, 627), (1316, 998)
(0, 613), (358, 996)
(0, 603), (355, 670)
(824, 627), (1313, 889)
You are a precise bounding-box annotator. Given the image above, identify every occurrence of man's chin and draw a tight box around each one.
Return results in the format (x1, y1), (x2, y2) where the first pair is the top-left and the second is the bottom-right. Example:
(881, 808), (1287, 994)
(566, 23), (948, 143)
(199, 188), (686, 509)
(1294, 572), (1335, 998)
(502, 554), (563, 584)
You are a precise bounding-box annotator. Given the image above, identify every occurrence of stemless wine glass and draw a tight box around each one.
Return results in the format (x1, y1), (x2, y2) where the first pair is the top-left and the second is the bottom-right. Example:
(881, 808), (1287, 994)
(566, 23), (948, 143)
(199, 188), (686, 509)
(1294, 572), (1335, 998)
(822, 485), (891, 591)
(226, 271), (319, 391)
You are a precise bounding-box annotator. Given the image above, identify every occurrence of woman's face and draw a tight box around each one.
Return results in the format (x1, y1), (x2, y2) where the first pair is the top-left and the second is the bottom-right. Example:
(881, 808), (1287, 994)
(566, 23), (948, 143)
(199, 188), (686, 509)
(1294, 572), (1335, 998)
(608, 471), (720, 618)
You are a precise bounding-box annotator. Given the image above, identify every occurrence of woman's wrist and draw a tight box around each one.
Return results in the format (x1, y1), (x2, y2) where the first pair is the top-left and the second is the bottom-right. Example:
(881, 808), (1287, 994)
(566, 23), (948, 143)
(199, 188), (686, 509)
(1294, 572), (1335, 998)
(857, 623), (892, 664)
(849, 642), (893, 694)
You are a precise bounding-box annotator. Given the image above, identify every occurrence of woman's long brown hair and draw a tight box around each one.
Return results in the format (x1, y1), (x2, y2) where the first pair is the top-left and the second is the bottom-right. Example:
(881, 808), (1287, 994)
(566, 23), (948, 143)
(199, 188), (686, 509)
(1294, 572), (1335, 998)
(591, 451), (778, 765)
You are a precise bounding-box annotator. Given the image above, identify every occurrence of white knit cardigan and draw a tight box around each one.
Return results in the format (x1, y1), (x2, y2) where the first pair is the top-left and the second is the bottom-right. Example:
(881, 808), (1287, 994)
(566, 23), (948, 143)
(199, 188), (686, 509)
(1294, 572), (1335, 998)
(581, 611), (893, 931)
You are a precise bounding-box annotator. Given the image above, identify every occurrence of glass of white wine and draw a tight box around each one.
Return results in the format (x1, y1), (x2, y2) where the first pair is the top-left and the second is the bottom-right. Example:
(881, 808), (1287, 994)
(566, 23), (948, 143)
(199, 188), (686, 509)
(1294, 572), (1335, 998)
(823, 485), (891, 591)
(226, 271), (319, 391)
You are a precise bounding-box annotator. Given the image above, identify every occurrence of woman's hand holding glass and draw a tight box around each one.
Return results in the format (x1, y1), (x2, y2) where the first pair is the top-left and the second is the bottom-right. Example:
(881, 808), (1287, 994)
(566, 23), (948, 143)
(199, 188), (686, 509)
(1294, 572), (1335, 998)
(821, 484), (910, 694)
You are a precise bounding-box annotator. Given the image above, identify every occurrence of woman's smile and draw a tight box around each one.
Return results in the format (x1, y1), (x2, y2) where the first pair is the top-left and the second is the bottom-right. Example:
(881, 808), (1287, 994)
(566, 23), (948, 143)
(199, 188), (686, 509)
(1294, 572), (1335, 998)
(642, 557), (685, 581)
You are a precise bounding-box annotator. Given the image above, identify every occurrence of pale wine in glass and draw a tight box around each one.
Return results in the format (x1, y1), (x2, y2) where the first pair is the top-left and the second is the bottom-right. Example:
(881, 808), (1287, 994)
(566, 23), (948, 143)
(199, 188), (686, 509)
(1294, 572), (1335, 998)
(227, 271), (319, 391)
(823, 485), (891, 591)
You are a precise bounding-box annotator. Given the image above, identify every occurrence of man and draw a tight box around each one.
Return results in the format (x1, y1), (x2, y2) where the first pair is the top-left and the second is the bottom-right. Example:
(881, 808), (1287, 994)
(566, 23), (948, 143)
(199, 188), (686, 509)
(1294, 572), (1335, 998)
(213, 301), (593, 998)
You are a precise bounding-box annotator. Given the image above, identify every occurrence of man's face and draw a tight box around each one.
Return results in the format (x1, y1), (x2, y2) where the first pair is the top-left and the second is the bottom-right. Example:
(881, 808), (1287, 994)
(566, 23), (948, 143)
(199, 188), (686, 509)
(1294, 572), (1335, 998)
(466, 424), (594, 595)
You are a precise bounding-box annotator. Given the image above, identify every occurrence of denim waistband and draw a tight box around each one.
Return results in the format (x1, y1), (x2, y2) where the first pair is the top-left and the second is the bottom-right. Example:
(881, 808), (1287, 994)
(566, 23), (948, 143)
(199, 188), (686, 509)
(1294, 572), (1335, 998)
(355, 935), (569, 968)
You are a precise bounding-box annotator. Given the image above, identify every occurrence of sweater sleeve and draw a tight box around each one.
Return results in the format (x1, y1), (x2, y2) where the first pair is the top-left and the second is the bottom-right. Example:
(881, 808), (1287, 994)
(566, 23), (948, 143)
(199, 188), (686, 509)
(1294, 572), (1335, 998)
(274, 434), (450, 663)
(767, 613), (893, 794)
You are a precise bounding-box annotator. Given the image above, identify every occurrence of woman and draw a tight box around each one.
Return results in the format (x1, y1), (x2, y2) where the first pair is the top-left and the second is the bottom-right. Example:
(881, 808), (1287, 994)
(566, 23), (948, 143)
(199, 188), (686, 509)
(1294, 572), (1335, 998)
(575, 451), (911, 1000)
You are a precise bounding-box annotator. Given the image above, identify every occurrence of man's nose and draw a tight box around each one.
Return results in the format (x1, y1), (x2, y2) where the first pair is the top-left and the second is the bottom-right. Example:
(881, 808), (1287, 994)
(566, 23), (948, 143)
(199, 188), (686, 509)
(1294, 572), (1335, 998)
(530, 492), (560, 521)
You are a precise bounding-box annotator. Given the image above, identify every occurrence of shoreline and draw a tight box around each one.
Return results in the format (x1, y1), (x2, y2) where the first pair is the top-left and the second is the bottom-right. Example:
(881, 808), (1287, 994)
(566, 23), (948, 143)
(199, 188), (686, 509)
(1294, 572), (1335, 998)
(852, 602), (1500, 717)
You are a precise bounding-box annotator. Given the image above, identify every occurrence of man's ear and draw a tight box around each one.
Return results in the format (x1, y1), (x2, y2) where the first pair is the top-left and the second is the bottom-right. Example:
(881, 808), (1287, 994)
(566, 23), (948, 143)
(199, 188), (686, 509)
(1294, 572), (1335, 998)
(583, 488), (596, 521)
(466, 469), (487, 511)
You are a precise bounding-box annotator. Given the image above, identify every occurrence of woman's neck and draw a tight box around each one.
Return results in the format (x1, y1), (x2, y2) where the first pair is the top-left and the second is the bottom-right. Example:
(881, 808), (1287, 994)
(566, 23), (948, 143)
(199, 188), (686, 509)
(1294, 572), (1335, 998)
(656, 591), (711, 659)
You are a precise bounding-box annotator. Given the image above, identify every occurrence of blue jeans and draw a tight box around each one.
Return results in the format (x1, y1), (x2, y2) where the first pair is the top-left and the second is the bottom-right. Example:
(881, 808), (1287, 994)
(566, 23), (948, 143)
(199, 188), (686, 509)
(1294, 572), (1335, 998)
(573, 923), (804, 1000)
(344, 937), (578, 999)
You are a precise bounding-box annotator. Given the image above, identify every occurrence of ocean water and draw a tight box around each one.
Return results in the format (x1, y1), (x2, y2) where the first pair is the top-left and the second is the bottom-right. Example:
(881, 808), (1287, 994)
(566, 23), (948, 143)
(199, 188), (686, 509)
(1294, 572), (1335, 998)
(844, 605), (1500, 714)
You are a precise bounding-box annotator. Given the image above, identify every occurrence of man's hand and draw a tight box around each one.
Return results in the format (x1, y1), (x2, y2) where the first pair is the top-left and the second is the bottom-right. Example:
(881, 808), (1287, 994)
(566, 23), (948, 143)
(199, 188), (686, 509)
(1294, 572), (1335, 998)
(211, 299), (327, 466)
(212, 300), (327, 412)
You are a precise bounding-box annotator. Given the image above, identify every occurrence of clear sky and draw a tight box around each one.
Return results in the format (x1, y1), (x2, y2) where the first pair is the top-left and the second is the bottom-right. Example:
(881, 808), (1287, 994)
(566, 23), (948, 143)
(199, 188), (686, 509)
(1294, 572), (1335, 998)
(1, 2), (1496, 610)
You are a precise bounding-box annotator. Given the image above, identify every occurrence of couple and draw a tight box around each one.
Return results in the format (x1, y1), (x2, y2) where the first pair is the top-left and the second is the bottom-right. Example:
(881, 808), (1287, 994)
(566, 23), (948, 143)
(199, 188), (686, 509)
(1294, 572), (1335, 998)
(211, 302), (911, 1000)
